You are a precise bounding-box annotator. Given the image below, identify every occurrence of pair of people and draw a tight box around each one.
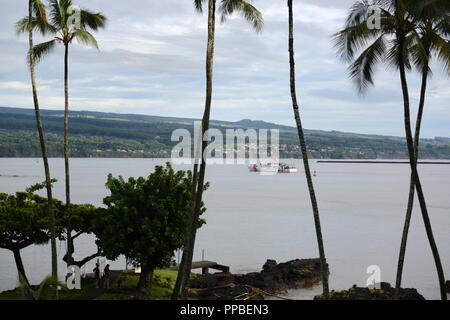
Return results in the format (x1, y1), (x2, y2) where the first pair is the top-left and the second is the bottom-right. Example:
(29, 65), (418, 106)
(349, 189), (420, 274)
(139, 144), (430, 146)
(93, 263), (111, 289)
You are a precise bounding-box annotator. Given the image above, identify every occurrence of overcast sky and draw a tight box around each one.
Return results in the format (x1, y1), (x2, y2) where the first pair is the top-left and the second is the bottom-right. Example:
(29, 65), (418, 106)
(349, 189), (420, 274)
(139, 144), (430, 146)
(0, 0), (449, 137)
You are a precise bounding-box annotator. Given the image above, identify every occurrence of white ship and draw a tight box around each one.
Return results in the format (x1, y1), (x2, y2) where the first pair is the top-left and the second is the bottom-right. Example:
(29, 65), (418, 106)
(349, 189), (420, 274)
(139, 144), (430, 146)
(278, 163), (298, 173)
(249, 163), (279, 173)
(249, 162), (297, 174)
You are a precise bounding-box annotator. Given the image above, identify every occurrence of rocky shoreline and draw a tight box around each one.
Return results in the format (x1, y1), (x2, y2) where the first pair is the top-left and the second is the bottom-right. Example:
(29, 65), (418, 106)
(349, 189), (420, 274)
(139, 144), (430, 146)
(314, 282), (425, 300)
(190, 258), (323, 300)
(189, 259), (429, 300)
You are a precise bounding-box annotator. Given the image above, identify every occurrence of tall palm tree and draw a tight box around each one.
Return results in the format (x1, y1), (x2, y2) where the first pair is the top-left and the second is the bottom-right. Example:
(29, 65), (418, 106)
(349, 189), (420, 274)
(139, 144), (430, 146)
(395, 0), (450, 298)
(32, 0), (106, 267)
(287, 0), (329, 296)
(334, 0), (447, 300)
(172, 0), (263, 300)
(15, 0), (58, 296)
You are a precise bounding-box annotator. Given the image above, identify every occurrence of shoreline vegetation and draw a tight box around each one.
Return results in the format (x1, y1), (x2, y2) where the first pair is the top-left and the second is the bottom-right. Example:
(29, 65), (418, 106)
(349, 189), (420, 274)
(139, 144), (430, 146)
(2, 107), (450, 160)
(0, 259), (429, 300)
(317, 160), (450, 164)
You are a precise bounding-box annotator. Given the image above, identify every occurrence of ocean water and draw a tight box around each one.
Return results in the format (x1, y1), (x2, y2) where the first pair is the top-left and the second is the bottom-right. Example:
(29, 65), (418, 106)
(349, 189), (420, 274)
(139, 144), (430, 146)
(0, 158), (449, 300)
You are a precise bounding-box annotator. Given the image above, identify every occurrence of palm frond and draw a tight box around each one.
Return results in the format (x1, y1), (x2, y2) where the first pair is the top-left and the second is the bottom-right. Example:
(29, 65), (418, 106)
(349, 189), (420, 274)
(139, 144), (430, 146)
(345, 0), (372, 27)
(219, 0), (263, 32)
(431, 35), (450, 74)
(32, 0), (48, 22)
(333, 22), (383, 62)
(349, 35), (387, 93)
(30, 39), (57, 65)
(59, 0), (74, 27)
(15, 16), (56, 36)
(73, 30), (99, 49)
(434, 14), (450, 38)
(385, 37), (412, 71)
(408, 0), (450, 74)
(408, 30), (430, 72)
(333, 0), (394, 62)
(80, 9), (107, 31)
(344, 0), (392, 27)
(15, 17), (32, 35)
(48, 0), (62, 28)
(408, 0), (450, 24)
(194, 0), (206, 14)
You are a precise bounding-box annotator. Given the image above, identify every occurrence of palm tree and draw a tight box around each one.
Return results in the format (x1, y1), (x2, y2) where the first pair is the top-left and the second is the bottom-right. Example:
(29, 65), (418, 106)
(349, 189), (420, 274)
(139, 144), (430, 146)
(287, 0), (329, 296)
(334, 0), (447, 300)
(395, 0), (450, 298)
(15, 0), (58, 296)
(172, 0), (263, 300)
(31, 0), (106, 267)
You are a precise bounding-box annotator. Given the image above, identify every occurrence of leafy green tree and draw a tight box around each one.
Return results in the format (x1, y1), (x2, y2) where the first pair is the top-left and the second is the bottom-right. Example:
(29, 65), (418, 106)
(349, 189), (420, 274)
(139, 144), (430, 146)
(287, 0), (329, 295)
(334, 0), (447, 299)
(31, 0), (106, 267)
(95, 163), (206, 292)
(15, 0), (58, 290)
(0, 191), (51, 287)
(173, 0), (263, 300)
(61, 204), (101, 267)
(395, 0), (450, 298)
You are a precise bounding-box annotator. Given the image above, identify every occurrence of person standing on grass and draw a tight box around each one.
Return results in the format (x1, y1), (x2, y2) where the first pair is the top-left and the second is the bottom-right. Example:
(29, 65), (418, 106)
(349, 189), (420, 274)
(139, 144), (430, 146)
(103, 264), (111, 289)
(93, 263), (100, 288)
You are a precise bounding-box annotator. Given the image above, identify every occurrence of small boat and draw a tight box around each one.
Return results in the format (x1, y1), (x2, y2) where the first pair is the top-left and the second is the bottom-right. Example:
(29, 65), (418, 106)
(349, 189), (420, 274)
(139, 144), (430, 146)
(249, 163), (279, 174)
(278, 163), (298, 173)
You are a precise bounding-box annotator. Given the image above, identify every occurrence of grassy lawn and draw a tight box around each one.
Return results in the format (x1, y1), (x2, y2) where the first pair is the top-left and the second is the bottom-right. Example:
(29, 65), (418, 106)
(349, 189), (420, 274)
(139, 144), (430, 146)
(0, 269), (180, 300)
(96, 269), (178, 300)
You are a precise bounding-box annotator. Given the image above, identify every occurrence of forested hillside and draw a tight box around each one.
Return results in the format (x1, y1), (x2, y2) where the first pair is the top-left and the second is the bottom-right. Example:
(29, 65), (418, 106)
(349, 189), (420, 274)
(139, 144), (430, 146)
(1, 107), (450, 159)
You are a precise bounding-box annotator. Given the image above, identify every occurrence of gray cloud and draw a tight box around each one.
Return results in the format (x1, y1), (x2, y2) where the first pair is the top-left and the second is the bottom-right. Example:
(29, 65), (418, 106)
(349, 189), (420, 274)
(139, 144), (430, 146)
(0, 0), (448, 138)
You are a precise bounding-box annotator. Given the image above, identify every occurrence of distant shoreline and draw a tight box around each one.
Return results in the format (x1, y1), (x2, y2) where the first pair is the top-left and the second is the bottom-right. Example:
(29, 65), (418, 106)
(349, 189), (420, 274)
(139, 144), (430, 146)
(317, 160), (450, 165)
(1, 158), (450, 164)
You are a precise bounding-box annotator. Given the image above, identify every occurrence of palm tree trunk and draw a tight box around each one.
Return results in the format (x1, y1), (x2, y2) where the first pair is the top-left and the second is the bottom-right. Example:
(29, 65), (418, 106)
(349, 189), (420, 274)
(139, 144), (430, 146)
(64, 43), (72, 267)
(172, 124), (204, 299)
(28, 0), (57, 298)
(171, 165), (199, 299)
(180, 162), (208, 299)
(176, 0), (216, 300)
(397, 34), (446, 300)
(13, 249), (30, 287)
(395, 64), (429, 298)
(287, 0), (329, 296)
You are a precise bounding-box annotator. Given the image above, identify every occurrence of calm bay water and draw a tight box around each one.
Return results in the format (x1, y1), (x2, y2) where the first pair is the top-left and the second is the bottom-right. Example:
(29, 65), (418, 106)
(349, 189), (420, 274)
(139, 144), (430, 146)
(0, 158), (449, 300)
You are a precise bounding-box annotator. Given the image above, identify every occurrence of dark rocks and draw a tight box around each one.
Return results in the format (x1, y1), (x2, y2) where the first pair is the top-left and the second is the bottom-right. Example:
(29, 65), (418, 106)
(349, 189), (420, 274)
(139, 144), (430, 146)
(314, 282), (425, 300)
(190, 272), (235, 290)
(262, 260), (278, 272)
(235, 259), (322, 293)
(190, 259), (322, 300)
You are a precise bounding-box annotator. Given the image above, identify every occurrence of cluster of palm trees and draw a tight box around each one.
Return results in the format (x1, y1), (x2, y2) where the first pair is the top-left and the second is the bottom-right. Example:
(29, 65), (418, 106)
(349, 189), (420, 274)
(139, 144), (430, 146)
(16, 0), (449, 300)
(16, 0), (106, 298)
(334, 0), (450, 300)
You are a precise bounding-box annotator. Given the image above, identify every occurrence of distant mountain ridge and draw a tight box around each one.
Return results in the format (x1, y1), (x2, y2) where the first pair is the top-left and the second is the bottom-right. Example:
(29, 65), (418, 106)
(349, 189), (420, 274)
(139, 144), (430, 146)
(1, 106), (450, 159)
